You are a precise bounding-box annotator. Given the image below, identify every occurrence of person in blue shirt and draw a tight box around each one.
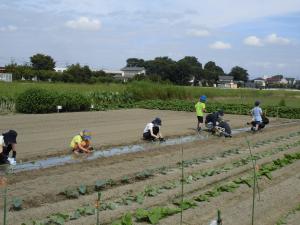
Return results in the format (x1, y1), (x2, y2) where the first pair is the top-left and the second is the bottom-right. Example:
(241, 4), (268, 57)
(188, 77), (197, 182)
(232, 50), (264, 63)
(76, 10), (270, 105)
(251, 101), (263, 131)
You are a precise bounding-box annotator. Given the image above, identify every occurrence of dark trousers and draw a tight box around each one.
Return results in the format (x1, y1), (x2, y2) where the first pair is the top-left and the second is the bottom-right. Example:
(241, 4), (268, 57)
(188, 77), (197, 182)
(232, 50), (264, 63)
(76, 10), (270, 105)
(143, 126), (159, 141)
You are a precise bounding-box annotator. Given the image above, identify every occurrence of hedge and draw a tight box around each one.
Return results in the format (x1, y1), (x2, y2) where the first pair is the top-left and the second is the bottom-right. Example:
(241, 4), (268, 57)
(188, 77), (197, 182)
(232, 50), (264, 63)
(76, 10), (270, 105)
(16, 88), (90, 113)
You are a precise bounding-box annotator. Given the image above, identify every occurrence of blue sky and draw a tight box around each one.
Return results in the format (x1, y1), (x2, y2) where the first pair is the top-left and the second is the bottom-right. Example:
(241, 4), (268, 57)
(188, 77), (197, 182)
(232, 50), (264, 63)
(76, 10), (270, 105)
(1, 0), (300, 78)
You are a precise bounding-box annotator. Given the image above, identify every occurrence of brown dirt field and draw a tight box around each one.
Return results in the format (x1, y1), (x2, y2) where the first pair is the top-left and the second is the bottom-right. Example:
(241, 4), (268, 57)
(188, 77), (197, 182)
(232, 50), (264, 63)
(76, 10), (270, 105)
(0, 110), (299, 225)
(0, 109), (283, 161)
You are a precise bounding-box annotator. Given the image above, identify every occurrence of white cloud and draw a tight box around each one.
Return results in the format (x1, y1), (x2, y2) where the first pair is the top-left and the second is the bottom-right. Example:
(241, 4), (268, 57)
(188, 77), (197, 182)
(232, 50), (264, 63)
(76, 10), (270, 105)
(209, 41), (231, 50)
(65, 17), (101, 31)
(265, 33), (290, 45)
(277, 63), (287, 68)
(0, 25), (17, 32)
(187, 29), (210, 37)
(244, 36), (263, 46)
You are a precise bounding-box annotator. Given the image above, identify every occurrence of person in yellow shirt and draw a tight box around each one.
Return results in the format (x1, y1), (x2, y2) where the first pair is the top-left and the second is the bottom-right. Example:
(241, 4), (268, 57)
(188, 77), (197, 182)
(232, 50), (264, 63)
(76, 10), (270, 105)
(70, 130), (93, 154)
(195, 95), (207, 131)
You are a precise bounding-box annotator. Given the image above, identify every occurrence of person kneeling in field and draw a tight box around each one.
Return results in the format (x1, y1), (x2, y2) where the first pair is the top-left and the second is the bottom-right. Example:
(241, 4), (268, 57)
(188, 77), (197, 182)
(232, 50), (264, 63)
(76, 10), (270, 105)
(70, 130), (93, 154)
(0, 130), (18, 165)
(143, 118), (164, 141)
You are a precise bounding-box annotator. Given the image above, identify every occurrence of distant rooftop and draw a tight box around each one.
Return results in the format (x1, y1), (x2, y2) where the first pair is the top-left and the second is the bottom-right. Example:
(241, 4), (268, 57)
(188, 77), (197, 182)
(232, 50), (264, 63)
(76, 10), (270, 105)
(121, 66), (145, 71)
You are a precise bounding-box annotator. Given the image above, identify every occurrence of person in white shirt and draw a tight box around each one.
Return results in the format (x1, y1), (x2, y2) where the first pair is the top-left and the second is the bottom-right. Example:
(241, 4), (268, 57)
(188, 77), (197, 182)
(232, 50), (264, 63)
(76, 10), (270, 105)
(0, 130), (18, 165)
(143, 118), (164, 141)
(251, 101), (263, 131)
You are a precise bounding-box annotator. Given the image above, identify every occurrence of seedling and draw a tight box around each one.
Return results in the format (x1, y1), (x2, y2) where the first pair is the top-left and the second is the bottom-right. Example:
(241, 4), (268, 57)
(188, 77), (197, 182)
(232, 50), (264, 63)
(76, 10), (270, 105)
(112, 213), (133, 225)
(121, 176), (130, 183)
(63, 188), (80, 199)
(78, 184), (87, 195)
(95, 179), (107, 191)
(12, 197), (23, 210)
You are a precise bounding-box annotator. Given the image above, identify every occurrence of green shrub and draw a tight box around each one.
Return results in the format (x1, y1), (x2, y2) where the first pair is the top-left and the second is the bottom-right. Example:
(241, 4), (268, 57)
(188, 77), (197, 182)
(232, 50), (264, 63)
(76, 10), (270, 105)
(16, 88), (57, 113)
(54, 92), (90, 112)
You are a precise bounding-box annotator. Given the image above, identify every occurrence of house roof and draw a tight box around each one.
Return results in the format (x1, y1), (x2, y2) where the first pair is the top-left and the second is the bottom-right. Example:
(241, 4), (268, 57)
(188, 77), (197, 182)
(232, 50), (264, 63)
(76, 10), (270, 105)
(266, 77), (282, 82)
(253, 77), (265, 81)
(121, 67), (145, 72)
(219, 75), (233, 81)
(286, 77), (295, 81)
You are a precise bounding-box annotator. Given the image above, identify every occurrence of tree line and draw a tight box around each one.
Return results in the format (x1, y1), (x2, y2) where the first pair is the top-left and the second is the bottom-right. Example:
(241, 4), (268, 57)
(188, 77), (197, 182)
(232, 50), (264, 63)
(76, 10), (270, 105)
(127, 56), (249, 86)
(4, 53), (249, 85)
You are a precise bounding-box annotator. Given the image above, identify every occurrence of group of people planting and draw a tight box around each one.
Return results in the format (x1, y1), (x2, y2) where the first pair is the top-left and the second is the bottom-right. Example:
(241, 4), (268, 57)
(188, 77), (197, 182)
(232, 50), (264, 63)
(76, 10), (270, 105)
(0, 96), (269, 165)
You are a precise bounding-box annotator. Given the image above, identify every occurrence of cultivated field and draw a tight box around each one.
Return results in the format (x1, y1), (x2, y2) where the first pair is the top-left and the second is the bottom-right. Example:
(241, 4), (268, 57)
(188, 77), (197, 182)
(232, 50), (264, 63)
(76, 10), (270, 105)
(0, 109), (299, 225)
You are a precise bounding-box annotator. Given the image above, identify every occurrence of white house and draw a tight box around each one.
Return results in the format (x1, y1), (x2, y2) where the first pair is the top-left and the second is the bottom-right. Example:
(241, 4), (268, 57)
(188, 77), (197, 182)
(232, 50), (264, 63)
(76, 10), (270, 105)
(253, 77), (266, 88)
(54, 67), (67, 73)
(0, 73), (12, 82)
(120, 67), (146, 79)
(218, 75), (237, 88)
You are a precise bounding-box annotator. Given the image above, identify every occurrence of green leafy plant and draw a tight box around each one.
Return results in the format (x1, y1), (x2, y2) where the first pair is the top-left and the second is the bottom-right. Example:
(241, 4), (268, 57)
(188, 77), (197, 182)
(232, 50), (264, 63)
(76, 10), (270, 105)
(95, 179), (107, 191)
(12, 197), (23, 211)
(63, 188), (80, 199)
(112, 213), (133, 225)
(78, 184), (87, 195)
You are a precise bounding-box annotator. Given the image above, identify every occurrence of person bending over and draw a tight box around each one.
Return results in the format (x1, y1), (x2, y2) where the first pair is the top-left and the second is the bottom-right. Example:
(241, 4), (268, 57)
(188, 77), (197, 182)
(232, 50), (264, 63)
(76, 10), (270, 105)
(70, 129), (93, 154)
(0, 130), (18, 165)
(143, 118), (164, 141)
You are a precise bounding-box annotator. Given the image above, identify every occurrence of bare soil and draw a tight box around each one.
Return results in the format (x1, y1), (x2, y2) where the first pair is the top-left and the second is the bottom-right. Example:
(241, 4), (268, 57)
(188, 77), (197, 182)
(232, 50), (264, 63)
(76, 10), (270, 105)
(0, 109), (299, 225)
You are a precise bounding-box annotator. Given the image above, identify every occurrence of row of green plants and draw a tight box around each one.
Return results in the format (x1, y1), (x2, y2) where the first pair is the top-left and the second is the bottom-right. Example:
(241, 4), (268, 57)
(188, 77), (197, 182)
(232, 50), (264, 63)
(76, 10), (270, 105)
(1, 81), (300, 116)
(59, 131), (300, 202)
(11, 89), (300, 119)
(109, 151), (300, 225)
(136, 99), (300, 119)
(16, 131), (299, 212)
(20, 132), (300, 224)
(276, 203), (300, 225)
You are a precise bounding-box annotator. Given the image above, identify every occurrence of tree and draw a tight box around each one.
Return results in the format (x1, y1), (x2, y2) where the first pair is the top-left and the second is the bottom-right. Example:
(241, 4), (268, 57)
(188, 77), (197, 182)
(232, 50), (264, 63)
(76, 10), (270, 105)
(30, 53), (55, 70)
(145, 57), (176, 81)
(171, 60), (193, 85)
(229, 66), (249, 82)
(178, 56), (203, 85)
(126, 58), (145, 67)
(63, 64), (92, 83)
(203, 61), (224, 84)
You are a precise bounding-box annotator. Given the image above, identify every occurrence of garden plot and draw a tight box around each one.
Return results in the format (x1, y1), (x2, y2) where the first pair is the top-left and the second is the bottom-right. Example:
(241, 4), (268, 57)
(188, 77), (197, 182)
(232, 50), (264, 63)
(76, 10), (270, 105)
(0, 111), (299, 225)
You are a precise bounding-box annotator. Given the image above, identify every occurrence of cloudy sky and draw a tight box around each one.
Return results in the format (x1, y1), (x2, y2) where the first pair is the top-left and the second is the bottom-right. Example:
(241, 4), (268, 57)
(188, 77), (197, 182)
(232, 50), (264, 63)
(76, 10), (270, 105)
(1, 0), (300, 78)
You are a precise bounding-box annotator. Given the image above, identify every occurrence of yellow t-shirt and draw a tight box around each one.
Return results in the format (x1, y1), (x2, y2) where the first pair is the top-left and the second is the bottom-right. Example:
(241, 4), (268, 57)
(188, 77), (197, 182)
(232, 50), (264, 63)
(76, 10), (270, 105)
(195, 102), (206, 117)
(70, 135), (83, 148)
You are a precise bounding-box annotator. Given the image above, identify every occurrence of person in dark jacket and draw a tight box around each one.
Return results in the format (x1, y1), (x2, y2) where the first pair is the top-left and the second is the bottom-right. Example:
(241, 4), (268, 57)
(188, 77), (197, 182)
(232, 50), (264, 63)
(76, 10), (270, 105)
(0, 130), (18, 165)
(205, 110), (224, 128)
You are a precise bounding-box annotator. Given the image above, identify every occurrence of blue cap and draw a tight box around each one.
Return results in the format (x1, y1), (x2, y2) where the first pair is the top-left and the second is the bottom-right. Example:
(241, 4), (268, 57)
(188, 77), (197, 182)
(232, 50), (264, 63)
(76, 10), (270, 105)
(82, 129), (92, 140)
(200, 95), (207, 102)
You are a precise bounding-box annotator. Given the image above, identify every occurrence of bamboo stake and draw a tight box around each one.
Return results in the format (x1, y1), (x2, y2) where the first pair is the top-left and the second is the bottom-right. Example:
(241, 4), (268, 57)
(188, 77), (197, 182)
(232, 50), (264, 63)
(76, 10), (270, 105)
(180, 146), (184, 225)
(96, 192), (101, 225)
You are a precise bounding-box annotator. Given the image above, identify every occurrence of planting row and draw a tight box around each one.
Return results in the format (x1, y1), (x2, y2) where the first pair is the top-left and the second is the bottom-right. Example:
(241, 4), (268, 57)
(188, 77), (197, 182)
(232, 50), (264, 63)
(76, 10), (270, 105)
(20, 151), (300, 225)
(20, 136), (300, 225)
(110, 151), (300, 225)
(10, 131), (300, 211)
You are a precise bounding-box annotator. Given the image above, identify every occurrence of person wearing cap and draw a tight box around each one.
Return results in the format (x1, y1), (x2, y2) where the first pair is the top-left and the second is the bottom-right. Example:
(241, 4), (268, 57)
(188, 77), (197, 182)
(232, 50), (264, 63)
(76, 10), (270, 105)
(0, 130), (18, 165)
(143, 118), (164, 141)
(251, 101), (263, 131)
(195, 95), (207, 131)
(70, 130), (93, 154)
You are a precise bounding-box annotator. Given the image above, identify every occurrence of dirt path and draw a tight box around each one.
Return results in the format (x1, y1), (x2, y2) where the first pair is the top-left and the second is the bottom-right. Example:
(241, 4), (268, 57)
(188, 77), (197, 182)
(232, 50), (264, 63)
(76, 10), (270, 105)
(0, 109), (280, 161)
